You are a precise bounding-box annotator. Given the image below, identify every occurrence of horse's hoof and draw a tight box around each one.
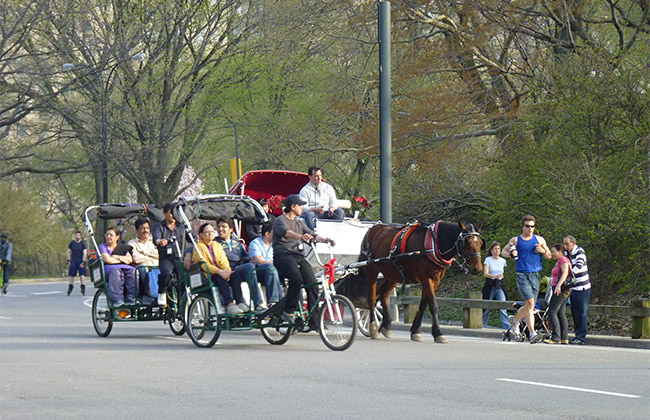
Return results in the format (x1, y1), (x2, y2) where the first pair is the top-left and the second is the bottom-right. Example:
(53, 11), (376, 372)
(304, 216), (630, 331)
(380, 327), (392, 338)
(434, 335), (449, 344)
(369, 323), (380, 340)
(410, 333), (422, 342)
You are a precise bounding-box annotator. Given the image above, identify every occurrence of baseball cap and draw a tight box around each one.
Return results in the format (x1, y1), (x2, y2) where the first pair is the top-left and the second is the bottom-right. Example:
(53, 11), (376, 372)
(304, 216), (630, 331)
(285, 194), (306, 206)
(0, 233), (7, 238)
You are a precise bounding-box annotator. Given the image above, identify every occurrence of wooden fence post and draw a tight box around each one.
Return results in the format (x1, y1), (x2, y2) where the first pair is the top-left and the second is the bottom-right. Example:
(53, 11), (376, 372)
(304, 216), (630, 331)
(463, 291), (482, 328)
(403, 286), (421, 324)
(631, 299), (650, 339)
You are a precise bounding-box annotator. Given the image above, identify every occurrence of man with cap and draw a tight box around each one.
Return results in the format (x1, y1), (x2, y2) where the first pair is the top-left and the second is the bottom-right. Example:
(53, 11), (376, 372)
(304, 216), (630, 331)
(272, 194), (335, 329)
(299, 166), (345, 230)
(0, 233), (13, 294)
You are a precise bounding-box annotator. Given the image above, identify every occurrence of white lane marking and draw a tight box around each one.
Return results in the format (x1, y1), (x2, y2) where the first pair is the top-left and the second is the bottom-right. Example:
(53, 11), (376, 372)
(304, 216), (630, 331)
(33, 291), (62, 295)
(496, 378), (641, 399)
(157, 336), (190, 342)
(83, 298), (93, 308)
(0, 316), (11, 320)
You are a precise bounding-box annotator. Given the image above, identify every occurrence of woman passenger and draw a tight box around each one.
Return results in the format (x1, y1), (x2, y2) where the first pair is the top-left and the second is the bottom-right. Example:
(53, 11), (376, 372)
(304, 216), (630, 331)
(99, 227), (136, 307)
(192, 223), (245, 315)
(544, 244), (572, 344)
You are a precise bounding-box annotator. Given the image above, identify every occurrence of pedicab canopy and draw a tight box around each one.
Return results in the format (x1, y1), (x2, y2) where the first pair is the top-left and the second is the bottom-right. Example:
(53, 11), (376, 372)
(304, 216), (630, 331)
(172, 194), (267, 224)
(85, 203), (165, 223)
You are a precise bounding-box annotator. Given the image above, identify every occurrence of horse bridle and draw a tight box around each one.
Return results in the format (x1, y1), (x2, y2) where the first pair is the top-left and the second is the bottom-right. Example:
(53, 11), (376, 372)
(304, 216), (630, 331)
(434, 223), (484, 272)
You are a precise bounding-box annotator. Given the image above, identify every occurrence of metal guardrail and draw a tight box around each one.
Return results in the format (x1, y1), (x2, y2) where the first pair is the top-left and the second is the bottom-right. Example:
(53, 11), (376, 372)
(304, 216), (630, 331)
(391, 293), (650, 339)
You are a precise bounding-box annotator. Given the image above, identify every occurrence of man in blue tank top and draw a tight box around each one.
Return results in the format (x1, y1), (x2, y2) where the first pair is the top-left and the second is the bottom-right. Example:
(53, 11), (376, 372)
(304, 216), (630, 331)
(502, 215), (551, 343)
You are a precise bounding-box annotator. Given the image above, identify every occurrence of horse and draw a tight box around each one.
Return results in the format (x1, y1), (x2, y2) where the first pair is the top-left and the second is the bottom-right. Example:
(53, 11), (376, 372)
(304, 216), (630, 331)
(357, 221), (484, 343)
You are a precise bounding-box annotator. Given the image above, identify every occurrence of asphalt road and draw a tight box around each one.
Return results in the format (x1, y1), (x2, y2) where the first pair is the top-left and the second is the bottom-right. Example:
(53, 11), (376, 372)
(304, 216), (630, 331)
(1, 282), (648, 420)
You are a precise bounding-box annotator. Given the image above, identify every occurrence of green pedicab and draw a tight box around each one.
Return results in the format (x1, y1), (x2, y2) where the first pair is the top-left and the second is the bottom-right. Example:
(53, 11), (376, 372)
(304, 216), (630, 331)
(176, 195), (358, 351)
(84, 203), (189, 337)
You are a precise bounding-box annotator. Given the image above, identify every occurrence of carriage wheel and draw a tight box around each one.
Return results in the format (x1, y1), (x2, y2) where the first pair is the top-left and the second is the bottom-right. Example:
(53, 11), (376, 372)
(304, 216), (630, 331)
(260, 315), (293, 345)
(92, 289), (113, 337)
(168, 289), (187, 336)
(356, 303), (383, 338)
(187, 294), (220, 348)
(319, 295), (357, 351)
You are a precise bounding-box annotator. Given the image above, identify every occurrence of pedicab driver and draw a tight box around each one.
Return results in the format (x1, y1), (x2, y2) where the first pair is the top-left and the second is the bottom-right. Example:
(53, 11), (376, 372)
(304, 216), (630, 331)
(272, 194), (335, 328)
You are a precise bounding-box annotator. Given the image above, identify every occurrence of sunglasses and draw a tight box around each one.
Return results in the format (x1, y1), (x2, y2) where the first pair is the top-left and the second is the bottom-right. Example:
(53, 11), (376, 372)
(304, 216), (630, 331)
(524, 224), (535, 228)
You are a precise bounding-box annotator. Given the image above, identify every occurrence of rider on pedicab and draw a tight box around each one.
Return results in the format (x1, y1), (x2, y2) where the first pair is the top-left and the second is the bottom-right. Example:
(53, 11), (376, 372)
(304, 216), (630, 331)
(272, 194), (335, 331)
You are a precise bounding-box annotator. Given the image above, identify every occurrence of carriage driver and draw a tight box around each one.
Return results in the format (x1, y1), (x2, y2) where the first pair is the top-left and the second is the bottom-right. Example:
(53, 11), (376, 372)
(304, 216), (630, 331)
(272, 194), (335, 330)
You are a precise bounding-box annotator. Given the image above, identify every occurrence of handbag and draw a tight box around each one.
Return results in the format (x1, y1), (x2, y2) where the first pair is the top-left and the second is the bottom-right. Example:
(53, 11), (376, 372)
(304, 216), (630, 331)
(560, 269), (577, 292)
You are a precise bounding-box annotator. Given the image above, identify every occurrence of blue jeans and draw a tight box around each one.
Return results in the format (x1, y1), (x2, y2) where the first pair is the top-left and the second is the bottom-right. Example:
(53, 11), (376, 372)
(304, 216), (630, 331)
(232, 263), (263, 306)
(302, 208), (345, 230)
(570, 287), (591, 341)
(482, 287), (510, 329)
(255, 263), (282, 303)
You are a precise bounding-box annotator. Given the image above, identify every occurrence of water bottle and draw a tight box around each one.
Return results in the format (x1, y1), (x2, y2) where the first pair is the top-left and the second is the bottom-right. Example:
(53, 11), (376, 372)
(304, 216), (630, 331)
(510, 244), (518, 260)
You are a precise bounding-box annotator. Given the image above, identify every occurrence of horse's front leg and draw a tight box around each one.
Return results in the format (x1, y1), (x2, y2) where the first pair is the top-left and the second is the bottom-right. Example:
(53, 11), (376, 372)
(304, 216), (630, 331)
(427, 296), (448, 344)
(409, 297), (428, 342)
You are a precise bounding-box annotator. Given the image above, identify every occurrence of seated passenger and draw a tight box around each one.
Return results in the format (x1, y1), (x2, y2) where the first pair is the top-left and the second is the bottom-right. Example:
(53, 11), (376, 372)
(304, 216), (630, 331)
(128, 218), (159, 302)
(99, 227), (136, 307)
(248, 221), (282, 306)
(215, 218), (266, 312)
(299, 166), (345, 230)
(192, 223), (245, 315)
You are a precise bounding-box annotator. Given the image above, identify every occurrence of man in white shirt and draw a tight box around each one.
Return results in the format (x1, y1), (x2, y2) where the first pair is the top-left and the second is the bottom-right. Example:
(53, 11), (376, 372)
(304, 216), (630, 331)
(128, 218), (159, 301)
(248, 222), (282, 305)
(299, 166), (345, 230)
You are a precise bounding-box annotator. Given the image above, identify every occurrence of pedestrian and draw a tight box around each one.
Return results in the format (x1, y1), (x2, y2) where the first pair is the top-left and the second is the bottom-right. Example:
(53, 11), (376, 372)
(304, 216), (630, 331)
(544, 244), (572, 344)
(0, 233), (13, 294)
(66, 231), (88, 296)
(502, 215), (552, 343)
(481, 242), (510, 330)
(299, 166), (345, 230)
(563, 235), (591, 345)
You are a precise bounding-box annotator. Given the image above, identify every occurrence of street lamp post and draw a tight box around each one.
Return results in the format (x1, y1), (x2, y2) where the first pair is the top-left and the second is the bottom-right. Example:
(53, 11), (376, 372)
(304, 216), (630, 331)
(63, 53), (145, 232)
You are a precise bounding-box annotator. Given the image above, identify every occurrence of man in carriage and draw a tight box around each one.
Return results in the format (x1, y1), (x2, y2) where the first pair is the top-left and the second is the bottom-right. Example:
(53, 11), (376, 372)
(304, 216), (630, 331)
(299, 166), (345, 230)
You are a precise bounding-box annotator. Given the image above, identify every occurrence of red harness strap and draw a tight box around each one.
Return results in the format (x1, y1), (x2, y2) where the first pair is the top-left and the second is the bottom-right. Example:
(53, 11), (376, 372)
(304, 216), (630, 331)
(389, 224), (420, 255)
(425, 221), (454, 268)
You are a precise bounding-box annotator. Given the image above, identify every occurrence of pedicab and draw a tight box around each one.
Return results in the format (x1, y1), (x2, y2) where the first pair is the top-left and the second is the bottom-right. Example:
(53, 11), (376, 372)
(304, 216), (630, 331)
(84, 203), (189, 337)
(175, 194), (358, 351)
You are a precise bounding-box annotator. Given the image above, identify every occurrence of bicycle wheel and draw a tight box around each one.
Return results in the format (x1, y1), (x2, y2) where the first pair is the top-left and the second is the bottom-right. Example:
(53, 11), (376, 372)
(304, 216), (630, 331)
(92, 289), (113, 337)
(169, 289), (187, 336)
(260, 315), (293, 345)
(187, 293), (220, 348)
(319, 295), (357, 351)
(356, 303), (383, 338)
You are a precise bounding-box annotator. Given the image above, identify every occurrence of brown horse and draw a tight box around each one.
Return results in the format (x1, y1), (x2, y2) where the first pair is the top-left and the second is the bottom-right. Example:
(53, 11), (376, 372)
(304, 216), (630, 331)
(358, 221), (484, 343)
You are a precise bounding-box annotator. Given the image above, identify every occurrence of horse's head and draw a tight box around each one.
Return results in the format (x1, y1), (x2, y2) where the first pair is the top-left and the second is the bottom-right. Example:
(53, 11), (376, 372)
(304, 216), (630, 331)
(455, 222), (484, 275)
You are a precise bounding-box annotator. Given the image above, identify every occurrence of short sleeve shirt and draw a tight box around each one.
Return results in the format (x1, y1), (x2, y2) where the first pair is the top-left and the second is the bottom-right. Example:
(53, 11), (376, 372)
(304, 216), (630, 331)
(272, 214), (314, 256)
(68, 240), (88, 262)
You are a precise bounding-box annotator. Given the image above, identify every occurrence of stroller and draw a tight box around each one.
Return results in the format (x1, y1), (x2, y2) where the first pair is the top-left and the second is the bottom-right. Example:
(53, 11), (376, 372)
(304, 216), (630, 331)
(502, 288), (552, 342)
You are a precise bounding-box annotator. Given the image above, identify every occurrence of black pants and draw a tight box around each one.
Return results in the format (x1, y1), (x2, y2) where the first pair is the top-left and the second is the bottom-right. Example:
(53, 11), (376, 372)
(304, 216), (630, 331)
(159, 257), (183, 294)
(548, 286), (569, 342)
(274, 253), (318, 314)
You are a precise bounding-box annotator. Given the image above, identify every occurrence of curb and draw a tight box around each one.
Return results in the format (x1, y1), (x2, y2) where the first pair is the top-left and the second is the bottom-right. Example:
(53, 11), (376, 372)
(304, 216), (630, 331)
(383, 321), (650, 350)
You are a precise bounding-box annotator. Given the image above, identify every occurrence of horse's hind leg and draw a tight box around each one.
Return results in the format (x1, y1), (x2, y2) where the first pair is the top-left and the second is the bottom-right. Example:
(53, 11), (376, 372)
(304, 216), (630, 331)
(365, 267), (380, 340)
(378, 280), (397, 338)
(409, 297), (427, 342)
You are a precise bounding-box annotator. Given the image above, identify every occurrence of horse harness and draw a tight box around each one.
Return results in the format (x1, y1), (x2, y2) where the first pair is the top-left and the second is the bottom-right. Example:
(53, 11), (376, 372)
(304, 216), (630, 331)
(425, 221), (484, 270)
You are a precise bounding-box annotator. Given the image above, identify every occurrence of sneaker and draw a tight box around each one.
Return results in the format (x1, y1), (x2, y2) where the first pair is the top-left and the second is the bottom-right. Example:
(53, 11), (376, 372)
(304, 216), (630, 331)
(254, 304), (268, 313)
(237, 302), (250, 312)
(508, 316), (520, 335)
(67, 284), (73, 296)
(124, 298), (136, 306)
(529, 331), (543, 344)
(2, 286), (6, 294)
(560, 340), (569, 345)
(80, 284), (86, 296)
(543, 338), (559, 344)
(569, 338), (586, 345)
(227, 304), (243, 315)
(113, 299), (125, 307)
(281, 311), (295, 323)
(157, 293), (167, 307)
